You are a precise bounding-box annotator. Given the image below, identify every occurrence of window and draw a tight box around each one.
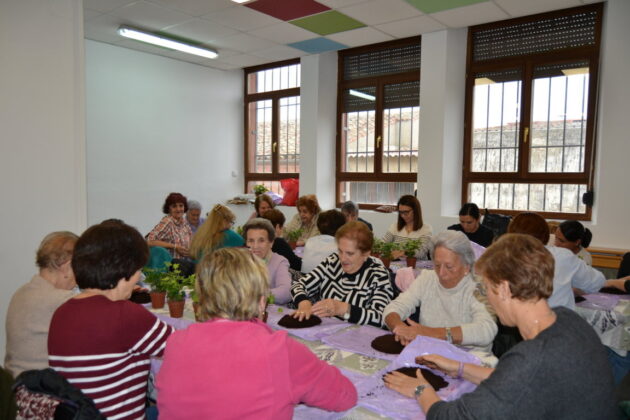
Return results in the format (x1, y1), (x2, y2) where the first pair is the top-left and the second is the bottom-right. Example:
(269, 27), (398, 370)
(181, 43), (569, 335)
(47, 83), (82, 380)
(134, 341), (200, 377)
(244, 59), (300, 195)
(336, 38), (421, 207)
(463, 5), (603, 220)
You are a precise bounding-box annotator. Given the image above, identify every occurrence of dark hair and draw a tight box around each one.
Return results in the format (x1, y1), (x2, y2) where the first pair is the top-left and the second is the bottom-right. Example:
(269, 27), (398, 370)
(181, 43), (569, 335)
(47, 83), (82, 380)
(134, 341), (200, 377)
(162, 192), (188, 214)
(340, 201), (359, 217)
(558, 220), (592, 248)
(459, 203), (481, 220)
(254, 194), (275, 215)
(507, 212), (550, 245)
(317, 210), (347, 236)
(72, 222), (149, 290)
(262, 209), (286, 228)
(397, 195), (423, 231)
(336, 221), (373, 253)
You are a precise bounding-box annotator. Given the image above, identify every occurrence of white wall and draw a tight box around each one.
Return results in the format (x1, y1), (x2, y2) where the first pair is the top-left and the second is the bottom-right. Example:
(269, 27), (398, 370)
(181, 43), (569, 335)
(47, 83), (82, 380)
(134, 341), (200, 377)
(0, 0), (86, 364)
(85, 40), (244, 234)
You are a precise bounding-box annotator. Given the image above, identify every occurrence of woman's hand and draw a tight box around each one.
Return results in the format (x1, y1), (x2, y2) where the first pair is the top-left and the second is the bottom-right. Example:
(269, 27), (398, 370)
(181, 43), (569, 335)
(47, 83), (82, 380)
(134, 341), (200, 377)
(174, 245), (190, 257)
(392, 319), (427, 345)
(312, 298), (347, 318)
(296, 240), (305, 247)
(391, 250), (405, 260)
(383, 369), (429, 398)
(416, 354), (460, 378)
(292, 300), (312, 321)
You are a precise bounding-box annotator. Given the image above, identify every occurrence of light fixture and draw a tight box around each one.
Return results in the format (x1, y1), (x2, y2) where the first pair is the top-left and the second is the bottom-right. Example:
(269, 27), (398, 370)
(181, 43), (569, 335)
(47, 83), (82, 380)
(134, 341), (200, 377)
(349, 89), (375, 101)
(117, 26), (218, 59)
(231, 0), (255, 3)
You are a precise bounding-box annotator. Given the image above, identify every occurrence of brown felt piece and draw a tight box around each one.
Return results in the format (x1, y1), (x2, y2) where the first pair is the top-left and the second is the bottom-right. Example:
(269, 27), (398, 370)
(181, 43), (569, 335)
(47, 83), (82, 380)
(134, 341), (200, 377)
(371, 333), (405, 354)
(278, 314), (322, 328)
(129, 291), (151, 304)
(599, 287), (627, 295)
(385, 367), (449, 391)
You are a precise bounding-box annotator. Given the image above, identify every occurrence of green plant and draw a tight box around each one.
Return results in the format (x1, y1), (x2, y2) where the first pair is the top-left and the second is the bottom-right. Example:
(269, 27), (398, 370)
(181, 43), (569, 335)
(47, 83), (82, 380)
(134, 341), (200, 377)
(235, 225), (244, 237)
(402, 239), (422, 258)
(162, 263), (189, 301)
(380, 242), (400, 259)
(267, 294), (275, 305)
(372, 238), (384, 255)
(185, 274), (198, 303)
(253, 184), (269, 195)
(142, 267), (167, 292)
(286, 228), (304, 242)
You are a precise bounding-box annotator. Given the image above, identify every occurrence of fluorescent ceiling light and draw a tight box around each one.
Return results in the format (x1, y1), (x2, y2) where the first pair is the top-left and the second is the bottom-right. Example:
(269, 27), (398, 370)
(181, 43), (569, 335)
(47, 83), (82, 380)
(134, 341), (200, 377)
(561, 67), (589, 76)
(232, 0), (254, 3)
(349, 89), (375, 101)
(118, 26), (218, 59)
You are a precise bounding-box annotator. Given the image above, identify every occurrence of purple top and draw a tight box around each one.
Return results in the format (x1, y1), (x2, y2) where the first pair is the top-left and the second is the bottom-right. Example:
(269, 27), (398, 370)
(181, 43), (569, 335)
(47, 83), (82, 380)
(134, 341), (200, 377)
(268, 252), (292, 304)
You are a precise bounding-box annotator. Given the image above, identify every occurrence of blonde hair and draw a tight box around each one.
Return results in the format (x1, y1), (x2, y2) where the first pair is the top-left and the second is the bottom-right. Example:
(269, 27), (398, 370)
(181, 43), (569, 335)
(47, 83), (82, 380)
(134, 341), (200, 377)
(36, 231), (78, 270)
(195, 248), (269, 321)
(191, 204), (236, 258)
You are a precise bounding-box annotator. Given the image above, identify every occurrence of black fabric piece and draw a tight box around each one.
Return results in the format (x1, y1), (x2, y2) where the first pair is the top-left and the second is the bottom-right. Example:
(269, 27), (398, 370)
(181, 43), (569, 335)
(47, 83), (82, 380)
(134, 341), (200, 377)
(273, 237), (302, 271)
(170, 258), (196, 277)
(618, 252), (630, 279)
(492, 321), (523, 359)
(447, 223), (495, 248)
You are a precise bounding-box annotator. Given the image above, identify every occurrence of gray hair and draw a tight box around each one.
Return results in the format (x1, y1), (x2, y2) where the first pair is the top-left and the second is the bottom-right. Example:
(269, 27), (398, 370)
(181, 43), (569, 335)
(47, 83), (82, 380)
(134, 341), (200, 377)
(188, 200), (202, 211)
(243, 218), (275, 242)
(341, 200), (359, 216)
(430, 230), (475, 269)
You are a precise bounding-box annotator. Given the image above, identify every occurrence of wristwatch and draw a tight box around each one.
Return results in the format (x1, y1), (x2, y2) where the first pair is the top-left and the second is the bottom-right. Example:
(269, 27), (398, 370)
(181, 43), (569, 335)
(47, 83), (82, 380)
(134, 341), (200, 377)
(414, 384), (426, 398)
(445, 327), (453, 344)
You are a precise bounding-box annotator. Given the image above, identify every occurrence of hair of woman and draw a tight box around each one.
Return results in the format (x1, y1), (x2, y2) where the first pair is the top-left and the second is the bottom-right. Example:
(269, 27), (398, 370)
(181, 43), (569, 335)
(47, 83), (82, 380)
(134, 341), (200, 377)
(162, 192), (188, 214)
(459, 202), (481, 220)
(558, 220), (592, 248)
(335, 221), (373, 253)
(190, 204), (236, 257)
(431, 230), (475, 269)
(36, 231), (79, 270)
(397, 194), (423, 231)
(317, 210), (347, 236)
(243, 218), (276, 242)
(262, 209), (286, 228)
(296, 194), (321, 215)
(507, 212), (550, 245)
(254, 194), (275, 215)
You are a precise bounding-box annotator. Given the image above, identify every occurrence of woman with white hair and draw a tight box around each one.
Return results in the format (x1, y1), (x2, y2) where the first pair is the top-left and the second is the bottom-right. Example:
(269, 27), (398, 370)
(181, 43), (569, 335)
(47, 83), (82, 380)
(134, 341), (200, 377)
(186, 200), (205, 233)
(383, 231), (497, 359)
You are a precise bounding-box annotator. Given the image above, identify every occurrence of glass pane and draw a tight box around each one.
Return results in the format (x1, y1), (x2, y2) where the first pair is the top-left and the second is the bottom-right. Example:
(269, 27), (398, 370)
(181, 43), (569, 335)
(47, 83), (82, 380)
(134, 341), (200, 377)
(471, 69), (521, 173)
(340, 182), (416, 205)
(468, 183), (587, 214)
(530, 61), (589, 173)
(383, 81), (420, 173)
(246, 181), (284, 196)
(341, 87), (376, 172)
(247, 63), (300, 94)
(247, 100), (272, 173)
(279, 96), (300, 173)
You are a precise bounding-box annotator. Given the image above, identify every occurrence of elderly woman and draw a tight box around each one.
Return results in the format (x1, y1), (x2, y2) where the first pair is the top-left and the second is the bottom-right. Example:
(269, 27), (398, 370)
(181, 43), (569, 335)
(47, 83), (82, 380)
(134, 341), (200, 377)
(554, 220), (593, 265)
(186, 200), (205, 234)
(249, 193), (275, 220)
(243, 218), (292, 304)
(292, 221), (394, 327)
(147, 192), (192, 258)
(383, 231), (497, 360)
(4, 232), (78, 377)
(383, 195), (432, 259)
(507, 212), (604, 309)
(48, 221), (174, 420)
(341, 200), (373, 231)
(190, 204), (244, 259)
(384, 234), (616, 419)
(302, 209), (347, 274)
(156, 248), (357, 419)
(447, 203), (494, 247)
(284, 194), (321, 246)
(263, 209), (302, 271)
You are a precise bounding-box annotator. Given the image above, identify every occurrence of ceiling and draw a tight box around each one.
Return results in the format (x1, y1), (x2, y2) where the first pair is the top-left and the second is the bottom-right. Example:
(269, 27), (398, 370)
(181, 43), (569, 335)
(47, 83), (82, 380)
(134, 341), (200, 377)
(83, 0), (600, 71)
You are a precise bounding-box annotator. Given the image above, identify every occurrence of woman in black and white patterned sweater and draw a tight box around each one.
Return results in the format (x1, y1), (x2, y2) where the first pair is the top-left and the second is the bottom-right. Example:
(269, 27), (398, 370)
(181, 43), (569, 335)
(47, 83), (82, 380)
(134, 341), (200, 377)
(291, 221), (394, 328)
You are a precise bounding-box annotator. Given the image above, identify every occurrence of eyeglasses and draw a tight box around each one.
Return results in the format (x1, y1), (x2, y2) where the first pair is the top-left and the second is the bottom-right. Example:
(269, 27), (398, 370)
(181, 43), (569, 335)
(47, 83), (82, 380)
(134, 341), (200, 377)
(398, 210), (412, 216)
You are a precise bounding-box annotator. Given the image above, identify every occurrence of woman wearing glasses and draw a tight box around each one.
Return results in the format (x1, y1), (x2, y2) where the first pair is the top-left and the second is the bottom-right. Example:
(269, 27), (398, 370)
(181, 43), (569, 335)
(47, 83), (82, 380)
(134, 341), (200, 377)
(190, 204), (244, 260)
(382, 195), (432, 260)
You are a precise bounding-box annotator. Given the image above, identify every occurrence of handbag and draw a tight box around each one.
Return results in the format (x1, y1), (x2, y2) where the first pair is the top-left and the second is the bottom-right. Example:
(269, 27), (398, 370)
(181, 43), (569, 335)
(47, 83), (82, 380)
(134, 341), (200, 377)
(481, 209), (512, 238)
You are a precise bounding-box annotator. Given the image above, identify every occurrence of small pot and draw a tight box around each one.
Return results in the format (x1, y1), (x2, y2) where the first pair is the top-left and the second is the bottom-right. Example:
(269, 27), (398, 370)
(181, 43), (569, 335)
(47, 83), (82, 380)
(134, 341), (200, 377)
(288, 240), (297, 250)
(150, 291), (166, 309)
(372, 253), (381, 259)
(406, 257), (417, 268)
(168, 299), (185, 318)
(381, 257), (391, 268)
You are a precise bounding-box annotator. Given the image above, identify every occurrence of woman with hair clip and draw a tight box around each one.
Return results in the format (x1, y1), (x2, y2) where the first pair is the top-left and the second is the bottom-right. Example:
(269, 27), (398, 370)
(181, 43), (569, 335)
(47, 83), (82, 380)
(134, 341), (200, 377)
(447, 203), (495, 247)
(190, 204), (244, 259)
(554, 220), (593, 265)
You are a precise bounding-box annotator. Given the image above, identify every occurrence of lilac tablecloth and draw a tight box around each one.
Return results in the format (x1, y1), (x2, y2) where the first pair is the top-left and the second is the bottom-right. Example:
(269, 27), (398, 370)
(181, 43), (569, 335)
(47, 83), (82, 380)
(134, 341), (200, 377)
(322, 324), (399, 361)
(266, 304), (351, 341)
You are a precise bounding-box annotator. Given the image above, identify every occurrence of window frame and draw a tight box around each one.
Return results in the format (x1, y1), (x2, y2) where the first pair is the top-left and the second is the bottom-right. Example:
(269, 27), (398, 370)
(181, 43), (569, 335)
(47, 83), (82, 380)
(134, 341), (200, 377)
(461, 4), (603, 220)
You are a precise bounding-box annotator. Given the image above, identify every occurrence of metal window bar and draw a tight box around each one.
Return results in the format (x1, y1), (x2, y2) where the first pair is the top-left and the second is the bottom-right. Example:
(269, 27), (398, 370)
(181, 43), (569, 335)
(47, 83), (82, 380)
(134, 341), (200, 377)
(561, 76), (568, 172)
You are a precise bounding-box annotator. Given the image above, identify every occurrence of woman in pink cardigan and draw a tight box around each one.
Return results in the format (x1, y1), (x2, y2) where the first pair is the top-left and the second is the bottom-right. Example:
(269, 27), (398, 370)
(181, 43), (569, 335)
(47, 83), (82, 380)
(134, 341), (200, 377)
(155, 248), (357, 419)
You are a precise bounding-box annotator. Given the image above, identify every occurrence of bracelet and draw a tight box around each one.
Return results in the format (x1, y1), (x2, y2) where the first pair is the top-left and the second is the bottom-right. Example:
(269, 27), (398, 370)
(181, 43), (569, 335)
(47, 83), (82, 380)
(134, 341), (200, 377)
(456, 362), (464, 379)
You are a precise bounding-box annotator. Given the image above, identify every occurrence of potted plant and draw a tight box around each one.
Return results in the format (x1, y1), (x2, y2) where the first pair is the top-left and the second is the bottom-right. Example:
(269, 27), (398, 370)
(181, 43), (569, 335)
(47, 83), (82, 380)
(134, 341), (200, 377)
(402, 239), (422, 268)
(286, 228), (304, 250)
(163, 263), (188, 318)
(143, 267), (167, 309)
(253, 184), (269, 196)
(262, 294), (275, 323)
(186, 275), (201, 322)
(372, 238), (384, 259)
(380, 242), (400, 269)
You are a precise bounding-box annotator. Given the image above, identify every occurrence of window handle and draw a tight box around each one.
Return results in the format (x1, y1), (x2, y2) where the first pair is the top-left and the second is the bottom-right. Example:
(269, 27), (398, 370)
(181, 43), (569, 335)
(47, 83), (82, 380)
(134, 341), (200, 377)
(376, 135), (382, 148)
(524, 127), (529, 144)
(272, 142), (277, 152)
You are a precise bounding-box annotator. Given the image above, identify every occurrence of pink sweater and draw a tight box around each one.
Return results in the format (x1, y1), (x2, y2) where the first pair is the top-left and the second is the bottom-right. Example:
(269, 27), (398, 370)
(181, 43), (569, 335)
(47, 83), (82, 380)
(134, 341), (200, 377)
(156, 318), (357, 419)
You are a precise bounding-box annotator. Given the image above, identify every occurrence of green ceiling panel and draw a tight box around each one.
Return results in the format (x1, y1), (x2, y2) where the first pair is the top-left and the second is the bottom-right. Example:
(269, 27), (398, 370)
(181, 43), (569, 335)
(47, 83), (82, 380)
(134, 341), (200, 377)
(405, 0), (488, 14)
(289, 10), (365, 36)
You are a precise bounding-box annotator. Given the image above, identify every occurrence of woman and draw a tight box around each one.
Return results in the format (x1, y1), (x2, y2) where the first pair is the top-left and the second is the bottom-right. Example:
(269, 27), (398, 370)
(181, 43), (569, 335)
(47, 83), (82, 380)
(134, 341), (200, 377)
(554, 220), (593, 265)
(263, 209), (302, 272)
(186, 200), (205, 234)
(447, 203), (494, 247)
(48, 221), (174, 420)
(243, 218), (292, 304)
(155, 248), (357, 419)
(190, 204), (244, 259)
(292, 221), (394, 328)
(147, 192), (192, 258)
(249, 193), (275, 220)
(383, 231), (497, 361)
(507, 212), (604, 310)
(302, 209), (347, 274)
(4, 232), (78, 377)
(383, 195), (432, 259)
(383, 234), (616, 419)
(284, 194), (321, 246)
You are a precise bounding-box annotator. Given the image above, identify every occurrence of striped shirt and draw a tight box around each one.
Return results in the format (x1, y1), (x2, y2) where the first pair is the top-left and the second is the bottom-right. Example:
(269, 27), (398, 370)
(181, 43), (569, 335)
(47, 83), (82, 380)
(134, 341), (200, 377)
(291, 254), (394, 327)
(48, 295), (173, 420)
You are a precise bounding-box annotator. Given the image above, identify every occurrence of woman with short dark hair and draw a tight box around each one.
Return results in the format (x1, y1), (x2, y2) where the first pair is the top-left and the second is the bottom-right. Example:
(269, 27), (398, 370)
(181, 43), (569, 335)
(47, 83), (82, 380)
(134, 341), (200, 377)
(147, 192), (192, 258)
(447, 203), (494, 247)
(554, 220), (593, 265)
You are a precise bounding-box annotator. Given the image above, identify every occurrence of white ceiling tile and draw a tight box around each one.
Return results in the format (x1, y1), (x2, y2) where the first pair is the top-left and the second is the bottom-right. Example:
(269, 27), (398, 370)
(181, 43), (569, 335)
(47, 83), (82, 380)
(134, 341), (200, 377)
(375, 15), (445, 37)
(198, 60), (242, 70)
(146, 0), (235, 17)
(84, 13), (129, 43)
(247, 22), (315, 44)
(317, 0), (371, 8)
(84, 8), (103, 21)
(339, 0), (422, 26)
(494, 0), (582, 18)
(430, 2), (510, 28)
(251, 45), (306, 61)
(83, 0), (139, 14)
(108, 0), (193, 29)
(326, 26), (394, 47)
(220, 53), (270, 67)
(162, 18), (239, 43)
(201, 6), (282, 32)
(212, 32), (278, 54)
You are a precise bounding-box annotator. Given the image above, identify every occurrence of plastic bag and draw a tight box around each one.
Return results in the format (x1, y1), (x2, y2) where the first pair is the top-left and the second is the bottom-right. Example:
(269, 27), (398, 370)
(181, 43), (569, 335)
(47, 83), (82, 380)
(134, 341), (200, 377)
(280, 178), (299, 206)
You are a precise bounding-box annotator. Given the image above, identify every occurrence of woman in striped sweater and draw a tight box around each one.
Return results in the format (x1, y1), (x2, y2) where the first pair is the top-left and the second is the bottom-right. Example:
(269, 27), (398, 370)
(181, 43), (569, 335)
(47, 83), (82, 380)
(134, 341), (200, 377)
(382, 195), (433, 260)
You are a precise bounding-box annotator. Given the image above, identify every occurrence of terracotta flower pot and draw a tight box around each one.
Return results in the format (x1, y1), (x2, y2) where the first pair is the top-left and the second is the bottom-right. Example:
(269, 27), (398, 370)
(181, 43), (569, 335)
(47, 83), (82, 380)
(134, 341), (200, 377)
(150, 291), (166, 309)
(168, 299), (185, 318)
(372, 253), (381, 259)
(288, 240), (297, 250)
(381, 257), (391, 268)
(406, 257), (417, 268)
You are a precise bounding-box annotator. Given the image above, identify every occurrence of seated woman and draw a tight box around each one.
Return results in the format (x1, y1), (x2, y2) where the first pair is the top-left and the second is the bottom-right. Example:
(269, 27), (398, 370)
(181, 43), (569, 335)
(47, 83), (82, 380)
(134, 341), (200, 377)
(249, 193), (275, 220)
(263, 209), (302, 272)
(554, 220), (593, 265)
(605, 253), (630, 292)
(190, 204), (244, 259)
(243, 218), (292, 304)
(284, 194), (321, 246)
(48, 221), (174, 420)
(186, 200), (205, 234)
(383, 195), (432, 260)
(383, 231), (497, 361)
(302, 209), (347, 274)
(384, 234), (616, 419)
(5, 232), (78, 377)
(156, 248), (357, 419)
(147, 192), (193, 259)
(291, 221), (394, 328)
(507, 212), (604, 310)
(447, 203), (494, 247)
